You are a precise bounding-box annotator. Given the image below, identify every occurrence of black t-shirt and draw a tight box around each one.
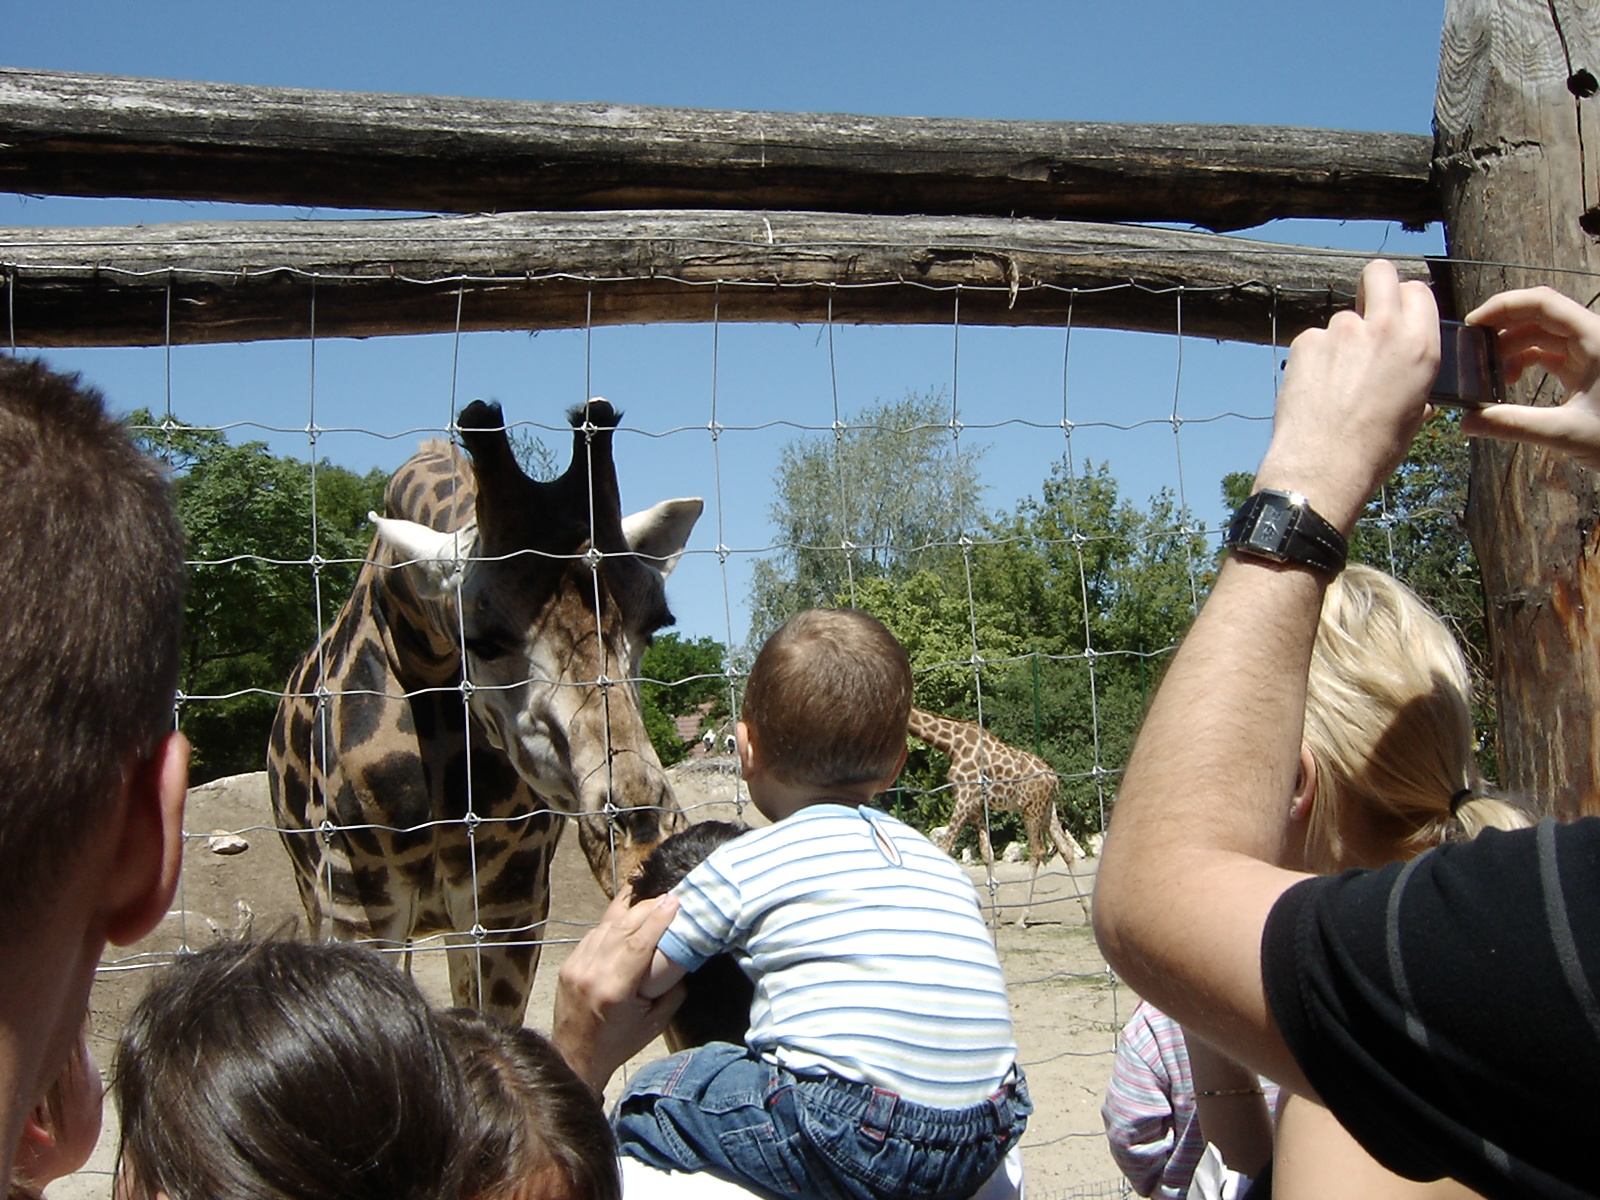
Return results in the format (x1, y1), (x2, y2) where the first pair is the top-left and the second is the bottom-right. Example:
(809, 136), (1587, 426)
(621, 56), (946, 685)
(1262, 818), (1600, 1200)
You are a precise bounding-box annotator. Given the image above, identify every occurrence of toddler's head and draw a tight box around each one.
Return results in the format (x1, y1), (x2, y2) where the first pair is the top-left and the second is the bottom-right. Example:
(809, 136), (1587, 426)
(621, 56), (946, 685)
(742, 609), (911, 791)
(113, 940), (470, 1200)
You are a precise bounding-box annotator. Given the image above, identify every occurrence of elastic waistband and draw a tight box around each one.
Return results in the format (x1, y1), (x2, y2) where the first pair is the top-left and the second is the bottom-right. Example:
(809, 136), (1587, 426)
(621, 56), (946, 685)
(793, 1065), (1031, 1143)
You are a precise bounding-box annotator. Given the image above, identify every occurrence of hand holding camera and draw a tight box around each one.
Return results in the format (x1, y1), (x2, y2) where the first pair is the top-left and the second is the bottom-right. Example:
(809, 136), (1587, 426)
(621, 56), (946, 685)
(1459, 287), (1600, 471)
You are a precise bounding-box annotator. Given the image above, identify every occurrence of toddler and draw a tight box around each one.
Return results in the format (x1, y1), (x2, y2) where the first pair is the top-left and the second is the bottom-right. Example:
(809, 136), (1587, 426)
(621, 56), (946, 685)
(613, 608), (1029, 1200)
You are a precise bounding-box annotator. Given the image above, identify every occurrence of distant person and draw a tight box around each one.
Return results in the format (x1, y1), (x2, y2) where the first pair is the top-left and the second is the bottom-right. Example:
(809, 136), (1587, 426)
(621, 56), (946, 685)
(1093, 262), (1600, 1198)
(607, 608), (1028, 1200)
(1102, 565), (1529, 1199)
(113, 940), (472, 1200)
(0, 357), (188, 1185)
(437, 1008), (621, 1200)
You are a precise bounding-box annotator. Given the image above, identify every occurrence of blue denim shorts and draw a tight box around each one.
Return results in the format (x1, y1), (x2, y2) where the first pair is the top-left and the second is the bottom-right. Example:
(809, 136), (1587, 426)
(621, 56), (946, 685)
(612, 1041), (1031, 1200)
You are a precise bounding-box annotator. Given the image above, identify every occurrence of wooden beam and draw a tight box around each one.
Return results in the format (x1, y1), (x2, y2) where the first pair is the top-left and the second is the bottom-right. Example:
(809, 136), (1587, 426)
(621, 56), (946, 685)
(0, 67), (1440, 233)
(0, 209), (1433, 348)
(1437, 0), (1600, 816)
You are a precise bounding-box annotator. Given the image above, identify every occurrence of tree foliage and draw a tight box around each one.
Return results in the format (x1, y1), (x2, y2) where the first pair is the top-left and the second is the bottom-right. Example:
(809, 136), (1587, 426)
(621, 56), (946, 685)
(132, 413), (387, 782)
(751, 408), (1211, 843)
(746, 391), (985, 647)
(637, 633), (732, 767)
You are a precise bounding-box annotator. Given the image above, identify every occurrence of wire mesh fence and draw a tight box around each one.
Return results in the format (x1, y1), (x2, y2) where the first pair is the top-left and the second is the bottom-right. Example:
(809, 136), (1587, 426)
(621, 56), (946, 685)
(10, 253), (1470, 1195)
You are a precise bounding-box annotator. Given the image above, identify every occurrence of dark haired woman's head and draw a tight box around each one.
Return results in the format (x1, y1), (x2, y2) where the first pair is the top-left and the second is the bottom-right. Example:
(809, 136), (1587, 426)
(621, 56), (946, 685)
(114, 940), (470, 1200)
(437, 1009), (619, 1200)
(627, 821), (754, 1052)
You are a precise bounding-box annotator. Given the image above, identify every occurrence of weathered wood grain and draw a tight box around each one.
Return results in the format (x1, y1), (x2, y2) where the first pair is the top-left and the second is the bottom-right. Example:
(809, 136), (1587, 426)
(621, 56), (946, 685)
(0, 209), (1432, 348)
(1437, 0), (1600, 816)
(0, 67), (1439, 232)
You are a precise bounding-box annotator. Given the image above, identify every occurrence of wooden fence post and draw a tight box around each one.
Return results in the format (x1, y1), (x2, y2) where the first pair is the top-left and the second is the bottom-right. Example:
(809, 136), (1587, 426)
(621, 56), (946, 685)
(1437, 0), (1600, 815)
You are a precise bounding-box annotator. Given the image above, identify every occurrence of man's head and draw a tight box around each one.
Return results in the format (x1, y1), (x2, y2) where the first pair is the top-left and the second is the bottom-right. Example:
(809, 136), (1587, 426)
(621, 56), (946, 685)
(0, 357), (185, 913)
(741, 608), (912, 790)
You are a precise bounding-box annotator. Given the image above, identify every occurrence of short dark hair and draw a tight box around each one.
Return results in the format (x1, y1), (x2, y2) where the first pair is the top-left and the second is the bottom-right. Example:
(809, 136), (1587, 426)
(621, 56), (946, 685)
(0, 357), (184, 908)
(437, 1009), (620, 1200)
(628, 822), (754, 1051)
(114, 940), (470, 1200)
(742, 608), (911, 788)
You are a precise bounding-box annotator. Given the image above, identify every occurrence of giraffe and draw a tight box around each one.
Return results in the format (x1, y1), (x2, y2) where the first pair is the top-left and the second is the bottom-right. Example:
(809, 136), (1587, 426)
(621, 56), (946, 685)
(267, 397), (701, 1025)
(907, 707), (1091, 927)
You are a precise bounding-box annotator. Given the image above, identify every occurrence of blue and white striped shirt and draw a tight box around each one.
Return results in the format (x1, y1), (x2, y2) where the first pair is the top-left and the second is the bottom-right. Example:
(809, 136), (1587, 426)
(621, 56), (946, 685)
(658, 803), (1017, 1108)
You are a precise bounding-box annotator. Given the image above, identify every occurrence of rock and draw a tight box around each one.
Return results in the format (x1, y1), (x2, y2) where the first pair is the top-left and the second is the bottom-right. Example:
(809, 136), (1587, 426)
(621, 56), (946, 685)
(207, 830), (249, 856)
(1001, 841), (1026, 863)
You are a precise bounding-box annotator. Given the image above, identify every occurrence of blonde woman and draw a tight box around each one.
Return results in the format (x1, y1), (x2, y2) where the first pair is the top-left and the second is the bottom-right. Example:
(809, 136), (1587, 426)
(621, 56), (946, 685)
(1104, 564), (1529, 1199)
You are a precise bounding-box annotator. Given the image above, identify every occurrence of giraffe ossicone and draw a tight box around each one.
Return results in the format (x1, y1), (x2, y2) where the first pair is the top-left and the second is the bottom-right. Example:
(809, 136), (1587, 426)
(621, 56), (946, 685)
(268, 397), (700, 1024)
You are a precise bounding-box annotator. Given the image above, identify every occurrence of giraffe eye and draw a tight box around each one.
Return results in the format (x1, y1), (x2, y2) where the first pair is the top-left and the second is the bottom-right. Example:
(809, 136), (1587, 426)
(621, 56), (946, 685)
(464, 635), (510, 662)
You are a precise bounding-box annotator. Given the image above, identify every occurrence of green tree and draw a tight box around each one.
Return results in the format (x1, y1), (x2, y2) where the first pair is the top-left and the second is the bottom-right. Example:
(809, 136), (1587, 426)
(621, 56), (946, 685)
(637, 633), (731, 766)
(132, 413), (387, 781)
(747, 391), (986, 646)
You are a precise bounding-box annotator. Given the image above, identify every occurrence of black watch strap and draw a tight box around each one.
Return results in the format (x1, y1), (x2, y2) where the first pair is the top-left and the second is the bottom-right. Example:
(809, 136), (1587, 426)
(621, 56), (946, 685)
(1225, 490), (1348, 575)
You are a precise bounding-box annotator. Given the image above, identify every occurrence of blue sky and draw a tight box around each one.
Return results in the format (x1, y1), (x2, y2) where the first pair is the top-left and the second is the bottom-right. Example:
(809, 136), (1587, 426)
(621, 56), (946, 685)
(3, 2), (1450, 644)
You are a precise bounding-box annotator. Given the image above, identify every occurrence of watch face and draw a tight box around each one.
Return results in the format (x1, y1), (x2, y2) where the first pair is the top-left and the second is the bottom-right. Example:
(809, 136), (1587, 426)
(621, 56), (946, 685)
(1246, 503), (1290, 553)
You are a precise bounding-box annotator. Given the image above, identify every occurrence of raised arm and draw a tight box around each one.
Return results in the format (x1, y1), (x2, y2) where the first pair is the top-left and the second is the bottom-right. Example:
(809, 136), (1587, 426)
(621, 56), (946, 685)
(1092, 260), (1440, 1093)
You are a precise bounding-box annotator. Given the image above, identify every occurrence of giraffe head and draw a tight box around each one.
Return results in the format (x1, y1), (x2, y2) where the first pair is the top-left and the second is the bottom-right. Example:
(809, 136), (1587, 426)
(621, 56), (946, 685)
(372, 398), (700, 894)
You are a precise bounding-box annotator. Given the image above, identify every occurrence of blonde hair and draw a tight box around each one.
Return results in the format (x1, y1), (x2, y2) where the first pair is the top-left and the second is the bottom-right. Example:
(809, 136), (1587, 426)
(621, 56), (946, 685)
(1302, 564), (1529, 869)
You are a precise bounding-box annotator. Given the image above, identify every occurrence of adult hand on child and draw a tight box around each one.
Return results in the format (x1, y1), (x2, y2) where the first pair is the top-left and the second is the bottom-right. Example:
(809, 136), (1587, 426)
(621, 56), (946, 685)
(552, 886), (685, 1095)
(1463, 286), (1600, 470)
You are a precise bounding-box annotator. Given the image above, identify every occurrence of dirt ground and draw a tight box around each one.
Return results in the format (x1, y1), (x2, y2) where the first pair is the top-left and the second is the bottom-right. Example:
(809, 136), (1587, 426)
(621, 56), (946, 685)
(57, 760), (1134, 1200)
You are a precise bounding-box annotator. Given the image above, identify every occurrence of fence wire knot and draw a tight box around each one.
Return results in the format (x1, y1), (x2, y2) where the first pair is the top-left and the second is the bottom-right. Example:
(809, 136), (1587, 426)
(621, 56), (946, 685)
(583, 546), (604, 570)
(470, 923), (488, 942)
(459, 679), (475, 699)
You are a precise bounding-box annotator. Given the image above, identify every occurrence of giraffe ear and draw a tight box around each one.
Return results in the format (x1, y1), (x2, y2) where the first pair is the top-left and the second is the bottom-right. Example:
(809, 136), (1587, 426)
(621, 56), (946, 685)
(621, 497), (703, 579)
(370, 512), (469, 596)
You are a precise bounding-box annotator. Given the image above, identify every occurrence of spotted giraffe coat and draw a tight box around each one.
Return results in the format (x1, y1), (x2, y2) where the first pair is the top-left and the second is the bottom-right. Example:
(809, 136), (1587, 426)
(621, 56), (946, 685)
(908, 706), (1089, 925)
(268, 399), (700, 1022)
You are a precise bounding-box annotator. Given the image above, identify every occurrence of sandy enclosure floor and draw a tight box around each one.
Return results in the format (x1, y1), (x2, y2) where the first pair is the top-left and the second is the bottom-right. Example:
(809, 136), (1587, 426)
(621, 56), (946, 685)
(55, 762), (1135, 1200)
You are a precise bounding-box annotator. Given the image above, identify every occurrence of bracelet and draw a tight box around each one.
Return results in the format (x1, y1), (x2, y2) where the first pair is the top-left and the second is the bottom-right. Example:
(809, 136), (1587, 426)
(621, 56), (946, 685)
(1197, 1087), (1263, 1097)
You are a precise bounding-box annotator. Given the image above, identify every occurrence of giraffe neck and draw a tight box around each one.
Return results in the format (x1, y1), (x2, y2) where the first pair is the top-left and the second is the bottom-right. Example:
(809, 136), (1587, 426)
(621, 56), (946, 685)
(907, 707), (974, 757)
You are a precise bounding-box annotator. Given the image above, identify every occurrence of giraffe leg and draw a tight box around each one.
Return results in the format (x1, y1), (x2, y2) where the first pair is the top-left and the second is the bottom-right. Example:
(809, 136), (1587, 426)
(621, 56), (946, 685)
(1046, 800), (1094, 924)
(1019, 859), (1041, 929)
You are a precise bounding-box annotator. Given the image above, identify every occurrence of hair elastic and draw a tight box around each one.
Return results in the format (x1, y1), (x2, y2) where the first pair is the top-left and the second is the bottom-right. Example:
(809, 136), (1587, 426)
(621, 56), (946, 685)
(1449, 787), (1472, 816)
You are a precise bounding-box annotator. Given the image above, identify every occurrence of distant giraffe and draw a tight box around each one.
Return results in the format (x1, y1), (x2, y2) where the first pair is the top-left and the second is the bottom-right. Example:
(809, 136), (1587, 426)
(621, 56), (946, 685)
(908, 707), (1090, 926)
(267, 398), (701, 1024)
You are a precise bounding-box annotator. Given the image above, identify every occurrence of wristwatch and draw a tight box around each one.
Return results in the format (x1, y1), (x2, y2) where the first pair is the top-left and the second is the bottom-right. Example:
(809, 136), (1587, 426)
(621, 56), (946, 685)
(1225, 489), (1347, 575)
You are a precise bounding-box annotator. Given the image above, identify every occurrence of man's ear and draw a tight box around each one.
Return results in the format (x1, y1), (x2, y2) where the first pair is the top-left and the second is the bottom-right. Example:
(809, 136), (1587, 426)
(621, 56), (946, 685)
(1288, 744), (1318, 824)
(103, 731), (189, 947)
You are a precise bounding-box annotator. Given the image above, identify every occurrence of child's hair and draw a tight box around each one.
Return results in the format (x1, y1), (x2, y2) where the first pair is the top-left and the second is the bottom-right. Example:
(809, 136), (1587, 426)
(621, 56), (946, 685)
(436, 1010), (620, 1200)
(114, 940), (470, 1200)
(0, 357), (185, 914)
(627, 821), (754, 1050)
(1303, 564), (1531, 867)
(742, 608), (912, 788)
